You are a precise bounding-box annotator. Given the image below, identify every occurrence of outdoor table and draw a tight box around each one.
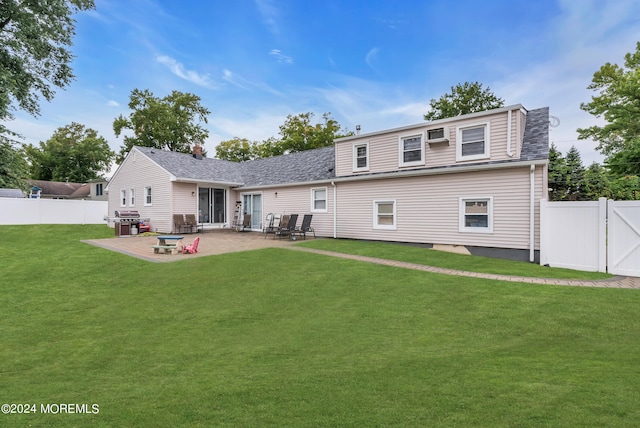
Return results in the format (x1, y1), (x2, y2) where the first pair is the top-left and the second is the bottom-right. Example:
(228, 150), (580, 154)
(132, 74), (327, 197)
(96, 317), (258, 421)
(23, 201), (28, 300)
(152, 235), (184, 254)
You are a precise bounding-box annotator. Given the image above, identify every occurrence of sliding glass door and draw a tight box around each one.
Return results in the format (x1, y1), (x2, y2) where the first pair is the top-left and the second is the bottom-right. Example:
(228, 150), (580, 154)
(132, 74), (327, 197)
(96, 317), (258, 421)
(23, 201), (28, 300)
(242, 193), (262, 230)
(198, 187), (226, 224)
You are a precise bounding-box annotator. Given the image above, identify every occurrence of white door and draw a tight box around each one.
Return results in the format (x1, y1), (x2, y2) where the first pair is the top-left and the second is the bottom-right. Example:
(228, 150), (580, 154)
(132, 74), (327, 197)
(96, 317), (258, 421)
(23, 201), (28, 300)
(242, 194), (262, 230)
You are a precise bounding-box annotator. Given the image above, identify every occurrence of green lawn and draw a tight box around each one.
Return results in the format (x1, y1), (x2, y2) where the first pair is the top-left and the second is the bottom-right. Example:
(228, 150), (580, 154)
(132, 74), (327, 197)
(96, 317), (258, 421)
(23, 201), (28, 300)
(1, 225), (638, 427)
(297, 238), (613, 280)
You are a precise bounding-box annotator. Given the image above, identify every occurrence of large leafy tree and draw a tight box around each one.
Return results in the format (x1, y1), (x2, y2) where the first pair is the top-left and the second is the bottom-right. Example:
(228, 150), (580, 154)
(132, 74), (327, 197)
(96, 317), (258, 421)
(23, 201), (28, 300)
(424, 81), (505, 121)
(25, 122), (113, 182)
(0, 0), (95, 139)
(0, 139), (29, 189)
(578, 41), (640, 176)
(215, 112), (353, 161)
(113, 89), (211, 163)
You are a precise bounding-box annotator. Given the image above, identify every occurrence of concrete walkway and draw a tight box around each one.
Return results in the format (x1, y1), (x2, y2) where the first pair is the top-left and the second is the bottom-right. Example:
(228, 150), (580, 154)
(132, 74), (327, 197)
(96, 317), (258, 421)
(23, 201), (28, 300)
(85, 230), (640, 289)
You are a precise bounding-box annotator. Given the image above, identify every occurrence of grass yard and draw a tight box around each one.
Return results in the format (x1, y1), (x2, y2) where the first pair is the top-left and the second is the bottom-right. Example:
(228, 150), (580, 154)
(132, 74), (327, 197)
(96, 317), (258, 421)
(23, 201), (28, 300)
(1, 225), (638, 427)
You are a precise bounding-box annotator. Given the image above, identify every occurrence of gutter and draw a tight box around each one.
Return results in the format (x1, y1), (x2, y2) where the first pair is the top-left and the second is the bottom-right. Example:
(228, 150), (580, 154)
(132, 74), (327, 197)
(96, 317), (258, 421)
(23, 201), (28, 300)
(530, 164), (535, 262)
(331, 181), (337, 238)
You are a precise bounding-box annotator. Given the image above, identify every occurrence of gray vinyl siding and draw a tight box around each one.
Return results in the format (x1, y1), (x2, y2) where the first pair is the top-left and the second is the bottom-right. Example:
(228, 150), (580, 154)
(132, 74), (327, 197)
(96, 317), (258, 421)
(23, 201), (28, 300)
(334, 166), (545, 250)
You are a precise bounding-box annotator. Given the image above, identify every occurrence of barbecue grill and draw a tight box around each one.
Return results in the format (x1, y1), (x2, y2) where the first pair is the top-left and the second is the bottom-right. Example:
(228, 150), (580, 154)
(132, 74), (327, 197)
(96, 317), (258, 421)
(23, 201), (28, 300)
(104, 210), (150, 236)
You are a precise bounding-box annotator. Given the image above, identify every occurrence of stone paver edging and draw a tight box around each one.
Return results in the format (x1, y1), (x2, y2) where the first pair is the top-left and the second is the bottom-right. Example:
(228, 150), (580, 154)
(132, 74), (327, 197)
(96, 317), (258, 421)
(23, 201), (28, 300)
(288, 246), (640, 289)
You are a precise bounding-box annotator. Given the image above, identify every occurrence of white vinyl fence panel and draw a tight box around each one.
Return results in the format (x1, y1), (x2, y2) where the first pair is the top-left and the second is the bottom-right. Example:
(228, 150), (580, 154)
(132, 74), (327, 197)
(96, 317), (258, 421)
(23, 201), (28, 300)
(540, 198), (607, 272)
(0, 198), (108, 225)
(608, 200), (640, 276)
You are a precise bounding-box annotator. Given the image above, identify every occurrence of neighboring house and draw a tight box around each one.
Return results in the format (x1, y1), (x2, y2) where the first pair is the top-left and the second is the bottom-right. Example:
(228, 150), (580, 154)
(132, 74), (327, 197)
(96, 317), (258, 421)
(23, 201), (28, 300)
(26, 179), (109, 200)
(0, 188), (25, 198)
(107, 104), (549, 261)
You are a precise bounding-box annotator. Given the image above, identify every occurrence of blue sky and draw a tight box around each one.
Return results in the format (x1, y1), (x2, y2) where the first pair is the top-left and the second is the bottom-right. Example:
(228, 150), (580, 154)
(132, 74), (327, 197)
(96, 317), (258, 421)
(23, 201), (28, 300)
(9, 0), (640, 169)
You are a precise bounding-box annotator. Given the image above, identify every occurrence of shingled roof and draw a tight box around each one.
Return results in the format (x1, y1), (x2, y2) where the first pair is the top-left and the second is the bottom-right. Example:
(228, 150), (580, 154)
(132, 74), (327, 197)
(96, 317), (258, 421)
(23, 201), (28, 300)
(520, 107), (550, 161)
(135, 145), (336, 187)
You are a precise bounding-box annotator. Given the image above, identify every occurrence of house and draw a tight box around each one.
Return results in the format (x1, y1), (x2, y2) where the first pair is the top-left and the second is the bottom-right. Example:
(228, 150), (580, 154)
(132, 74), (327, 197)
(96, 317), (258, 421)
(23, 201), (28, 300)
(26, 179), (109, 200)
(107, 104), (549, 261)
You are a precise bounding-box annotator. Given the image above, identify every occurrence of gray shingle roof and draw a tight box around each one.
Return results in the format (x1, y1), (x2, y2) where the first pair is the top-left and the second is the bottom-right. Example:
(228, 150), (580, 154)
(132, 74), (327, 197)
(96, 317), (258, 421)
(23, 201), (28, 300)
(135, 145), (335, 187)
(520, 107), (549, 161)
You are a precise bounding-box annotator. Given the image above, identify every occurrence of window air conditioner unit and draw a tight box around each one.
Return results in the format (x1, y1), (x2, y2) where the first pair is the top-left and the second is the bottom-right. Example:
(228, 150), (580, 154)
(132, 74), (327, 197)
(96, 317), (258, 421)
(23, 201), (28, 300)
(426, 126), (449, 144)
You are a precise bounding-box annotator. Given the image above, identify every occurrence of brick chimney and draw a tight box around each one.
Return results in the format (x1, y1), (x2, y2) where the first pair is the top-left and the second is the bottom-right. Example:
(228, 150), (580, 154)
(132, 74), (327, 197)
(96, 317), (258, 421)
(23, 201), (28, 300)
(192, 143), (203, 159)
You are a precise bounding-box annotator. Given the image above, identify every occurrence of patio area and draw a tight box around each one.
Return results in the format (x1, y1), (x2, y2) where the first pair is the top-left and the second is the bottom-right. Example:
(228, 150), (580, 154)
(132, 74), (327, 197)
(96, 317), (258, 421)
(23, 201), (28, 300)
(84, 229), (301, 262)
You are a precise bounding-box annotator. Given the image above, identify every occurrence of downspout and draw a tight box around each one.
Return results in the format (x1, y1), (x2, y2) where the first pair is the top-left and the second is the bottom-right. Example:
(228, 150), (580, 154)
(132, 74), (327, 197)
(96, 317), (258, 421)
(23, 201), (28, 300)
(506, 109), (514, 157)
(331, 181), (337, 238)
(529, 164), (535, 262)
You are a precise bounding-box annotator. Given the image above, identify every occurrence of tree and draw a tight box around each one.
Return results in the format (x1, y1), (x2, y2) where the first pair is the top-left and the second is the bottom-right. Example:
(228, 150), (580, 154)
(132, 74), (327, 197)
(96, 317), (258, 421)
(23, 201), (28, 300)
(0, 139), (29, 189)
(423, 81), (505, 121)
(548, 143), (568, 201)
(215, 138), (259, 162)
(0, 0), (95, 139)
(582, 162), (611, 200)
(214, 112), (353, 162)
(564, 146), (586, 200)
(113, 89), (211, 163)
(578, 41), (640, 176)
(25, 122), (113, 182)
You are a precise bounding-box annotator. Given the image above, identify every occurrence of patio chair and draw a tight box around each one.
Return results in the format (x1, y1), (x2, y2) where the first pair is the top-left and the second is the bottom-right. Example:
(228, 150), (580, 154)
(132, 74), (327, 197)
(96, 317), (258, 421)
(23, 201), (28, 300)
(294, 214), (315, 240)
(276, 214), (298, 240)
(173, 214), (186, 233)
(263, 213), (276, 239)
(185, 214), (199, 233)
(182, 236), (200, 254)
(237, 213), (251, 232)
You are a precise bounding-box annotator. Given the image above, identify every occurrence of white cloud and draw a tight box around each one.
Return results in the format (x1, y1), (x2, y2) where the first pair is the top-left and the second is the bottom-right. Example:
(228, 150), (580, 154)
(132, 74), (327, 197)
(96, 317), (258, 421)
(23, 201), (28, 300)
(156, 55), (218, 89)
(107, 100), (120, 107)
(365, 47), (380, 71)
(269, 49), (293, 64)
(255, 0), (280, 34)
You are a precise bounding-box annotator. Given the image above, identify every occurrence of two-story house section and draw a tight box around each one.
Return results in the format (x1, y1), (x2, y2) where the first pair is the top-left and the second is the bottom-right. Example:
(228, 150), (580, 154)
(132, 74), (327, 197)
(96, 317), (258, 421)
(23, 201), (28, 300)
(332, 104), (549, 262)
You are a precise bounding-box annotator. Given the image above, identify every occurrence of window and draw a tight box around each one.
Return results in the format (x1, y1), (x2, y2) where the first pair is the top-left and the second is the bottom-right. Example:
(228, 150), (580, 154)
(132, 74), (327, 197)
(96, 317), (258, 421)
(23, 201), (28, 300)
(311, 187), (327, 212)
(96, 183), (103, 196)
(353, 143), (369, 171)
(144, 187), (152, 206)
(399, 133), (424, 167)
(457, 123), (490, 161)
(129, 189), (135, 206)
(459, 197), (493, 233)
(373, 200), (396, 230)
(120, 189), (126, 207)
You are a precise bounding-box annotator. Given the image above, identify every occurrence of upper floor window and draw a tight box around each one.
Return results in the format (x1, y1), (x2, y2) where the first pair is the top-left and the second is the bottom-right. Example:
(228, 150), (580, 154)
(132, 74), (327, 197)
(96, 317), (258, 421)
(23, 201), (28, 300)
(96, 183), (103, 196)
(398, 133), (425, 167)
(373, 200), (396, 230)
(459, 197), (493, 233)
(456, 123), (490, 161)
(144, 186), (152, 206)
(120, 189), (126, 207)
(129, 189), (135, 206)
(353, 143), (369, 172)
(311, 187), (327, 212)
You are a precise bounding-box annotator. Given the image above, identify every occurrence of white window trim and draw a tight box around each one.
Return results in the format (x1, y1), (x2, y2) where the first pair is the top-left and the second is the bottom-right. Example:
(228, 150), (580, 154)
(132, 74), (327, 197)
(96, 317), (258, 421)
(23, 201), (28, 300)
(398, 132), (425, 167)
(353, 142), (369, 172)
(129, 188), (135, 207)
(459, 196), (493, 234)
(456, 122), (490, 161)
(120, 189), (126, 207)
(311, 187), (328, 213)
(144, 186), (152, 206)
(373, 199), (397, 230)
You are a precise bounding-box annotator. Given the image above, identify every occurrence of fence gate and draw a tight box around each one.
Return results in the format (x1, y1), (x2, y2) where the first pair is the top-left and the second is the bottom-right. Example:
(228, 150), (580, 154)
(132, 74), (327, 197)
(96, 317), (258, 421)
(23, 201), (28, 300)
(608, 201), (640, 276)
(540, 198), (640, 277)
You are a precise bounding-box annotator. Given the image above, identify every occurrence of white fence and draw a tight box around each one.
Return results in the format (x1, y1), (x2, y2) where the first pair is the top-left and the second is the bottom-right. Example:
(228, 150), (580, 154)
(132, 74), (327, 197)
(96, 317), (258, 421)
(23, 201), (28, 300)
(540, 198), (640, 277)
(0, 198), (108, 225)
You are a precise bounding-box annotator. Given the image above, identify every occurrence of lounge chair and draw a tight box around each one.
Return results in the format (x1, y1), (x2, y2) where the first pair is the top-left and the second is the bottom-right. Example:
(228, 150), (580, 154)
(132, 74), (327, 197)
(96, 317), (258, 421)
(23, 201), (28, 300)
(182, 236), (200, 254)
(294, 214), (315, 239)
(276, 214), (298, 239)
(237, 213), (251, 231)
(263, 213), (276, 239)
